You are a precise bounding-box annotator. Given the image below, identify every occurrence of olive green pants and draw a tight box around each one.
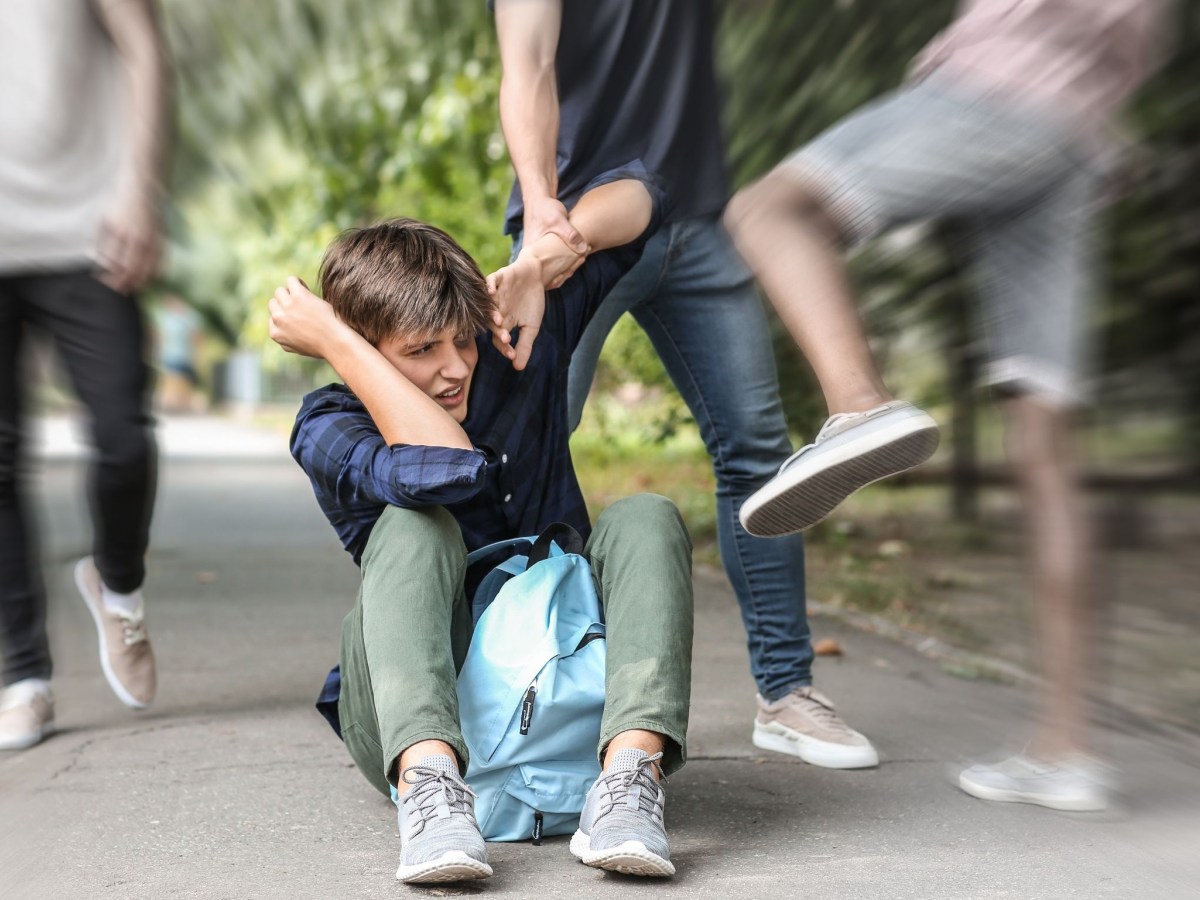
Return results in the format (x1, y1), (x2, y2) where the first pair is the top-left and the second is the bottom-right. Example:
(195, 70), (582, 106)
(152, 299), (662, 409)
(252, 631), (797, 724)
(338, 493), (694, 797)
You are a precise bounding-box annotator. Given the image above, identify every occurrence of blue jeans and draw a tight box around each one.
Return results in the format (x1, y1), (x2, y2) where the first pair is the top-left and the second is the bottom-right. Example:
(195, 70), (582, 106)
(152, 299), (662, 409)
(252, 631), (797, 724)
(566, 214), (812, 699)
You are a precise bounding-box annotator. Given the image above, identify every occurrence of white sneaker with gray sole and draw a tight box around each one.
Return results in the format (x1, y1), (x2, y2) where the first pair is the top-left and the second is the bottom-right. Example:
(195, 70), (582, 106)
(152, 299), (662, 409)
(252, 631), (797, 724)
(958, 754), (1111, 812)
(740, 401), (939, 537)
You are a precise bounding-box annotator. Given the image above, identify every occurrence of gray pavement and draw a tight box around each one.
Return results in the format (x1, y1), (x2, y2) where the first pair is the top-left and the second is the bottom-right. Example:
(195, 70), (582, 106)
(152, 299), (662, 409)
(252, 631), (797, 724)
(2, 418), (1199, 899)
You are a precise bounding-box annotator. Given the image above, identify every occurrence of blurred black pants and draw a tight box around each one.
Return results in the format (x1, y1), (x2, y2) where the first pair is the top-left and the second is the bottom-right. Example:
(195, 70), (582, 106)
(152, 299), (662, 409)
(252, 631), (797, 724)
(0, 271), (156, 684)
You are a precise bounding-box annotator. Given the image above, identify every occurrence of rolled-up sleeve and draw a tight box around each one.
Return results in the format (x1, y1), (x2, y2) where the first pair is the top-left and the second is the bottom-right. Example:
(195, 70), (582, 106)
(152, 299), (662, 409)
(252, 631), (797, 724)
(355, 441), (487, 507)
(292, 389), (487, 515)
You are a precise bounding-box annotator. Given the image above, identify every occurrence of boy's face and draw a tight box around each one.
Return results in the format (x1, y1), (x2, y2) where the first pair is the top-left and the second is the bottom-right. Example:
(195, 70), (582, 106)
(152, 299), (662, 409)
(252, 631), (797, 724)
(377, 327), (478, 423)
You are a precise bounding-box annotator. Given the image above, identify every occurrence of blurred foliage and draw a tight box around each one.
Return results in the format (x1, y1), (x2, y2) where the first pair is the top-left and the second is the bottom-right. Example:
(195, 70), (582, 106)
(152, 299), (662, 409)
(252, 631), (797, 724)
(159, 0), (1197, 462)
(161, 0), (510, 372)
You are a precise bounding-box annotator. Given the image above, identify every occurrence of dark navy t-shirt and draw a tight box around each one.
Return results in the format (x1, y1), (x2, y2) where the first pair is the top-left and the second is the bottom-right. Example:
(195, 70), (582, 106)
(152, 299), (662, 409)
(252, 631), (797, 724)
(496, 0), (728, 234)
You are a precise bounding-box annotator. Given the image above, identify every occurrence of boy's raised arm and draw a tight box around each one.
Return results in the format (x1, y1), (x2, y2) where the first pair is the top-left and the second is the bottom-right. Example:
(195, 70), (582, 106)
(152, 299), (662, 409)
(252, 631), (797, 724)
(268, 277), (474, 452)
(488, 177), (654, 370)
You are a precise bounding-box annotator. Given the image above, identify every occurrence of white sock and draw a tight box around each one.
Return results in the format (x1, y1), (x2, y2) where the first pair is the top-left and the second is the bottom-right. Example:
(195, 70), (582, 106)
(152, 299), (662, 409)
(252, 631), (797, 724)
(101, 585), (144, 618)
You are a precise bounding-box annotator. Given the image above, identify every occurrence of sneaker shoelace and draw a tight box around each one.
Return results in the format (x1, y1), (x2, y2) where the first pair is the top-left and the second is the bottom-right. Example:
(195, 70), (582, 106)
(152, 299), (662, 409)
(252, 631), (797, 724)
(778, 403), (902, 474)
(401, 765), (478, 838)
(118, 615), (148, 647)
(789, 688), (856, 738)
(595, 752), (664, 821)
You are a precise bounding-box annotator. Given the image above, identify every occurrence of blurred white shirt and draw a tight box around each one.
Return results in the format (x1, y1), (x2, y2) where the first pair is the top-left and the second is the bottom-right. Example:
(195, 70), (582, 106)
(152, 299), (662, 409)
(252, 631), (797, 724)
(0, 0), (126, 273)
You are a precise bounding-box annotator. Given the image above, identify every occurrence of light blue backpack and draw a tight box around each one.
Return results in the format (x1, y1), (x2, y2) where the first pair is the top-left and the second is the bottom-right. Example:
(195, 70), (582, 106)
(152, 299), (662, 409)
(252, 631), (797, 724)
(448, 525), (609, 849)
(455, 524), (606, 843)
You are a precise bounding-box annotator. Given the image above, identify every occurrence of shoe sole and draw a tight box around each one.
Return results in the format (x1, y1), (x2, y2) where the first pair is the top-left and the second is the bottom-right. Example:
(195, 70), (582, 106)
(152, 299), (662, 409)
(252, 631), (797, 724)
(740, 412), (940, 537)
(570, 831), (675, 877)
(752, 721), (879, 769)
(957, 773), (1107, 812)
(395, 851), (493, 883)
(75, 558), (152, 711)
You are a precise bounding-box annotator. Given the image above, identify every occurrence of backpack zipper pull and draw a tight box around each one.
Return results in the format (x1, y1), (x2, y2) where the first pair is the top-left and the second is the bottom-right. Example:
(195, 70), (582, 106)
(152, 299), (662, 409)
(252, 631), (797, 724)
(532, 810), (544, 845)
(520, 677), (538, 735)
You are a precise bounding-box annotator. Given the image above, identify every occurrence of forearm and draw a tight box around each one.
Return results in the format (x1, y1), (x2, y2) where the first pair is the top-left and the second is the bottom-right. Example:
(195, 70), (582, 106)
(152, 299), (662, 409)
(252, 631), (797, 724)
(94, 0), (170, 198)
(499, 68), (560, 206)
(495, 0), (563, 207)
(569, 180), (653, 251)
(323, 328), (474, 451)
(522, 180), (653, 274)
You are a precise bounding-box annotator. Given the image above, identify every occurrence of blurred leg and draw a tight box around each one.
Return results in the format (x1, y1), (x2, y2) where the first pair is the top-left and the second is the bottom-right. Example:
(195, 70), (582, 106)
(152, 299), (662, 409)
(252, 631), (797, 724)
(0, 277), (51, 685)
(1002, 398), (1092, 759)
(725, 173), (890, 416)
(30, 273), (156, 593)
(969, 161), (1101, 760)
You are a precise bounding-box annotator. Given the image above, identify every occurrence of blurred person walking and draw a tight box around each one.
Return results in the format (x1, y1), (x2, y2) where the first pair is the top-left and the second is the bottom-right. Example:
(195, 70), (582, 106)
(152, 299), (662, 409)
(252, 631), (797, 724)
(155, 295), (205, 413)
(725, 0), (1167, 810)
(0, 0), (170, 750)
(490, 0), (879, 770)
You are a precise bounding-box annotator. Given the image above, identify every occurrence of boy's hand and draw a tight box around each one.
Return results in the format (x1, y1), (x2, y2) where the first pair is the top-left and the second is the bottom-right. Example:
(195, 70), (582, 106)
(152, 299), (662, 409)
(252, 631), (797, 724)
(268, 276), (343, 359)
(487, 254), (547, 371)
(532, 230), (588, 291)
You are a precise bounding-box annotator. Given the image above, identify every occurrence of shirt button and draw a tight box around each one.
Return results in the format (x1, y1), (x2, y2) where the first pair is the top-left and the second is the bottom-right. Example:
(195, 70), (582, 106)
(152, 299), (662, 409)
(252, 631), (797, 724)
(504, 493), (512, 503)
(501, 453), (508, 464)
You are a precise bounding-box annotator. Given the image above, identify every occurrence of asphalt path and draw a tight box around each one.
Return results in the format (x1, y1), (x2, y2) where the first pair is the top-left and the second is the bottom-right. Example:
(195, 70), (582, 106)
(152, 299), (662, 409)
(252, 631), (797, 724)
(2, 422), (1197, 898)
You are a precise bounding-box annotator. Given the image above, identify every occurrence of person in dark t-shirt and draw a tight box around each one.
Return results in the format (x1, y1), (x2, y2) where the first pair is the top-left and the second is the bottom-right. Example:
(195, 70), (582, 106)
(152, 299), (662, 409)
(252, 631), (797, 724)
(489, 0), (879, 769)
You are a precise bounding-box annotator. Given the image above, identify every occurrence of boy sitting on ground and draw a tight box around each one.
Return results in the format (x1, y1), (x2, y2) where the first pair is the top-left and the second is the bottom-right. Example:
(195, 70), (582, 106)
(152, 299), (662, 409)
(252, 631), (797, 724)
(268, 169), (694, 883)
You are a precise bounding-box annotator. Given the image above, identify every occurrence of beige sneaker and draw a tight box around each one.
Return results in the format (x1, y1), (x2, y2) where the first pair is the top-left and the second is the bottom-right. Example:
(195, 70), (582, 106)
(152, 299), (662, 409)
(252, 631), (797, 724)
(0, 680), (55, 751)
(753, 686), (879, 769)
(75, 557), (156, 709)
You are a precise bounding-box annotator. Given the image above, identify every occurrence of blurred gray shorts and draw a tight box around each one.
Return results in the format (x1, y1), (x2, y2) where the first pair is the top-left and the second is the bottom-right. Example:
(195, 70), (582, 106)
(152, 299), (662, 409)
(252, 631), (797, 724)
(781, 74), (1104, 407)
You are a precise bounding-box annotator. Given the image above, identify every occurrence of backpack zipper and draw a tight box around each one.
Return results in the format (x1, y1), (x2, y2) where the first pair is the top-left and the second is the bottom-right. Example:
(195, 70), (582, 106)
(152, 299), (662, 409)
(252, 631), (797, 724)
(519, 676), (538, 735)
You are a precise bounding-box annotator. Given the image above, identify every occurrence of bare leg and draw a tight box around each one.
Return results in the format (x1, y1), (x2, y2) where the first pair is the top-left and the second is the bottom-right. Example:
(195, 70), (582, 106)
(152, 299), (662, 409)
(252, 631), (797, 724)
(1002, 396), (1093, 759)
(725, 171), (892, 417)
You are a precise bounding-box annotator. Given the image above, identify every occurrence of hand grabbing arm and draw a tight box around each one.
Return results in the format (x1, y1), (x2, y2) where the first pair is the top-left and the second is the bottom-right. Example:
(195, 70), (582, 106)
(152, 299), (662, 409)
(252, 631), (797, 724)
(486, 177), (654, 370)
(494, 0), (589, 256)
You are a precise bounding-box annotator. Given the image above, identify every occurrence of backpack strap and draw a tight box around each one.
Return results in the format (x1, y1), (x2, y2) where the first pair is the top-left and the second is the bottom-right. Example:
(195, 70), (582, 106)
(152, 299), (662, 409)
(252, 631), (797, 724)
(529, 523), (585, 565)
(466, 523), (584, 568)
(466, 535), (536, 567)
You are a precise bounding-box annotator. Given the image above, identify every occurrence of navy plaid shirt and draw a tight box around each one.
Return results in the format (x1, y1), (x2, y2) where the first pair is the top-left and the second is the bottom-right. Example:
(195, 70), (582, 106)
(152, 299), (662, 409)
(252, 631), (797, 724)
(291, 166), (664, 566)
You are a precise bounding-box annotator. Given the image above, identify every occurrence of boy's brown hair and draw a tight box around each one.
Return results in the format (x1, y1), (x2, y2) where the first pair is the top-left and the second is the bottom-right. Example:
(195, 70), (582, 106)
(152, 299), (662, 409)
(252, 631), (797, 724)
(318, 218), (494, 345)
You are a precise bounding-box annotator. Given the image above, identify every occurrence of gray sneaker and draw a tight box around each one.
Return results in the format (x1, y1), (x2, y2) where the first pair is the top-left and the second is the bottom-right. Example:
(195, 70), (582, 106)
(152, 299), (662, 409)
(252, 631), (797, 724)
(958, 754), (1110, 812)
(570, 749), (674, 877)
(739, 401), (939, 536)
(394, 754), (492, 884)
(753, 686), (879, 769)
